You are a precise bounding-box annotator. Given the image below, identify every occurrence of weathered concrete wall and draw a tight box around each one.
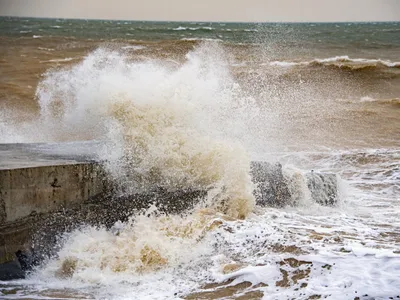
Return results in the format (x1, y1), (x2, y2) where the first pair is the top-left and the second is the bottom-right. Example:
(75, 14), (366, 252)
(0, 163), (105, 223)
(0, 160), (106, 278)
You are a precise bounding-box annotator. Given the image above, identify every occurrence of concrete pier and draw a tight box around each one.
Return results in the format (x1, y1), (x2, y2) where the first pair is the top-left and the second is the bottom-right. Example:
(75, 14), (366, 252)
(0, 142), (105, 223)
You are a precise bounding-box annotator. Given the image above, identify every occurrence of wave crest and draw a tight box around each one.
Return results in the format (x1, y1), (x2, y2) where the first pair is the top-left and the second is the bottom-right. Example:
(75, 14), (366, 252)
(270, 56), (400, 71)
(173, 26), (214, 31)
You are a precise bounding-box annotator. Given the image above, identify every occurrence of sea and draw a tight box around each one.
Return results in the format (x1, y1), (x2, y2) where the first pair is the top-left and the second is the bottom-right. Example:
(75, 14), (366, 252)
(0, 17), (399, 299)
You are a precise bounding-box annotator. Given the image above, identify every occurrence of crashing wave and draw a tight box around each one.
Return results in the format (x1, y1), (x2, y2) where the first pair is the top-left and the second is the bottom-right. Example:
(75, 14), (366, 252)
(36, 44), (258, 219)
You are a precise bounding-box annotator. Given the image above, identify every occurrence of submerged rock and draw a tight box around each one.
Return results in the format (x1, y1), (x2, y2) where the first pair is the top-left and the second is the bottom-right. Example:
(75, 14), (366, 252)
(250, 162), (292, 207)
(306, 172), (338, 206)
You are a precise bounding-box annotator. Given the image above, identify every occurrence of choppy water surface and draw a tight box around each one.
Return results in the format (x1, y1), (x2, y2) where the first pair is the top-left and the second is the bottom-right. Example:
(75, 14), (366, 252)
(0, 18), (399, 299)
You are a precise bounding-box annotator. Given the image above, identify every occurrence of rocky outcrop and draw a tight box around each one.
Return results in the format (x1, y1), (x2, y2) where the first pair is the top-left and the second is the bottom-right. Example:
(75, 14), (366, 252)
(250, 162), (292, 207)
(250, 161), (338, 207)
(306, 172), (338, 206)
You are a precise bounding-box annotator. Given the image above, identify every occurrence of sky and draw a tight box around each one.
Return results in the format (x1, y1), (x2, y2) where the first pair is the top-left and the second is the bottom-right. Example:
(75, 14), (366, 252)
(0, 0), (399, 22)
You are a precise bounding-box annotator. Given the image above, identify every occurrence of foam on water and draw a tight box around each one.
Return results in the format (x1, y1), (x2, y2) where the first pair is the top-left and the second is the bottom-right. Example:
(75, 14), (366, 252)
(120, 45), (145, 51)
(22, 200), (400, 299)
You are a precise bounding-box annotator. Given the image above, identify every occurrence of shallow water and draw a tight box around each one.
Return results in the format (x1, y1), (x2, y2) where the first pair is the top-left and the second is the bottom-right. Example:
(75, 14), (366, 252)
(0, 18), (399, 299)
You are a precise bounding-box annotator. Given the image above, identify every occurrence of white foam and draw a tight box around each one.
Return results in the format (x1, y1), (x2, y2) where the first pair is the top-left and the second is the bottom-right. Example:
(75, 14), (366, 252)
(38, 47), (55, 51)
(120, 45), (145, 50)
(172, 26), (186, 31)
(360, 96), (375, 102)
(269, 61), (303, 67)
(40, 58), (74, 63)
(173, 26), (214, 31)
(181, 37), (222, 42)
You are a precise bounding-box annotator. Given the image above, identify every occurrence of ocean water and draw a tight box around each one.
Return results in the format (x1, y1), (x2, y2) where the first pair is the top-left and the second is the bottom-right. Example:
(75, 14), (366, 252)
(0, 17), (399, 299)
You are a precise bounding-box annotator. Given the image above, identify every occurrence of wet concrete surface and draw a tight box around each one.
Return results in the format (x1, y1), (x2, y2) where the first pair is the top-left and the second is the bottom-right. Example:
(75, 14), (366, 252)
(0, 141), (104, 170)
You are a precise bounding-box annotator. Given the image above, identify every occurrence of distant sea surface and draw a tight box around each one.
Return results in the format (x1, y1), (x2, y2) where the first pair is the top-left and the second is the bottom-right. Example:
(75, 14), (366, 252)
(0, 17), (399, 300)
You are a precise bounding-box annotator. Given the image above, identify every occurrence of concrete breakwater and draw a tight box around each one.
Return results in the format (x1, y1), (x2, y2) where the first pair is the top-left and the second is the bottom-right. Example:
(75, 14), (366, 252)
(0, 142), (338, 280)
(0, 143), (107, 279)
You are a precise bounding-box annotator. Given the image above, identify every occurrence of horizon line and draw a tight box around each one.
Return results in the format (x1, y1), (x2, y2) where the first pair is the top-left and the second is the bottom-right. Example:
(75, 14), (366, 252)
(1, 15), (399, 24)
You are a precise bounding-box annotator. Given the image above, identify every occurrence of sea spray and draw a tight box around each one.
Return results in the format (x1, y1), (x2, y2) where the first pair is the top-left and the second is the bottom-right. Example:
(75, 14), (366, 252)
(36, 43), (257, 219)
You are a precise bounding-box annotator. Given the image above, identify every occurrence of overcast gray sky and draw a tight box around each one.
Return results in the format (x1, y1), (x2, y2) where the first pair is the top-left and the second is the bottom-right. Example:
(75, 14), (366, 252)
(0, 0), (399, 22)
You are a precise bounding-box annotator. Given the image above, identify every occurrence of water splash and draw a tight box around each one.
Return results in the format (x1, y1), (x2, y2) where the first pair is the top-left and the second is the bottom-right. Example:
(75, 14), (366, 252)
(35, 43), (258, 219)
